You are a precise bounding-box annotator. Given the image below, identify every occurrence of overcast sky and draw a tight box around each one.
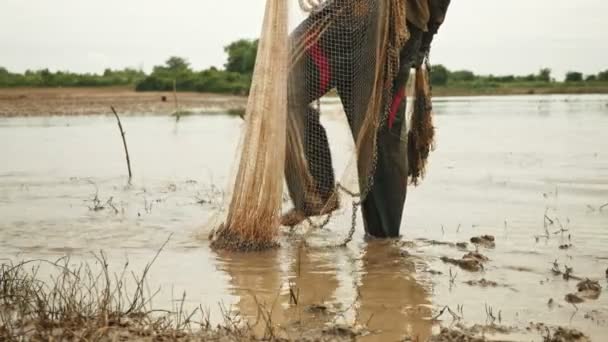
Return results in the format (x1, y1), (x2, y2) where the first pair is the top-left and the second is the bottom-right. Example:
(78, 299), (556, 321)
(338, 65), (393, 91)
(1, 0), (607, 79)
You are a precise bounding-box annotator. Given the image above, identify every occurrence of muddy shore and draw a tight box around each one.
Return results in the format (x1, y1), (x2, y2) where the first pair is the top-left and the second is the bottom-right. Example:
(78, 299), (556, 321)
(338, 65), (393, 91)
(3, 86), (608, 117)
(0, 87), (247, 117)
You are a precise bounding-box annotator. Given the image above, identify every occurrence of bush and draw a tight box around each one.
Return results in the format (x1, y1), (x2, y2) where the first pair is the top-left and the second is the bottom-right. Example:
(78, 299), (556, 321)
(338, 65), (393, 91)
(586, 75), (597, 82)
(565, 71), (583, 82)
(450, 70), (475, 82)
(0, 67), (145, 88)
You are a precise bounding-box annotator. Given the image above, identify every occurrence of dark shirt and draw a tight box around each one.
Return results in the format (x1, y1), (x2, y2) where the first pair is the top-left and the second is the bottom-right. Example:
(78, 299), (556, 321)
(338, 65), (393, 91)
(406, 0), (450, 33)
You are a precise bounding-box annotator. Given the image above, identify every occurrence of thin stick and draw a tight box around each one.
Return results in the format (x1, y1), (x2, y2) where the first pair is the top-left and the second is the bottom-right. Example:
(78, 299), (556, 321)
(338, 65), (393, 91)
(173, 79), (179, 116)
(110, 106), (132, 179)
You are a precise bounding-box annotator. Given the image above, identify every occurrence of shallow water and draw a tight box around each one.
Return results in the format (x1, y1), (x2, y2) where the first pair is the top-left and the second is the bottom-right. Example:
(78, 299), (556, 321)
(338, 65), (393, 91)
(1, 94), (607, 340)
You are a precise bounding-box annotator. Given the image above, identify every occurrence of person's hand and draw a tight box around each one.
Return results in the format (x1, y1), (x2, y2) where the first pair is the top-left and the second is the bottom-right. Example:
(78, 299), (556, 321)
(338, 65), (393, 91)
(415, 0), (451, 65)
(429, 0), (451, 34)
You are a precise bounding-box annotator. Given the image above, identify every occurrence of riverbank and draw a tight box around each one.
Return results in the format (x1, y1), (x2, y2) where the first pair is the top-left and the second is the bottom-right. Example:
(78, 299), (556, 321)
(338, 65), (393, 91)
(1, 85), (608, 117)
(0, 87), (247, 117)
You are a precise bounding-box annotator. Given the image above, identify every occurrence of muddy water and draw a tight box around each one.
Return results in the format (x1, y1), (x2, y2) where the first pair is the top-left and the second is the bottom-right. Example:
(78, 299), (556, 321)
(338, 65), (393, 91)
(1, 94), (607, 340)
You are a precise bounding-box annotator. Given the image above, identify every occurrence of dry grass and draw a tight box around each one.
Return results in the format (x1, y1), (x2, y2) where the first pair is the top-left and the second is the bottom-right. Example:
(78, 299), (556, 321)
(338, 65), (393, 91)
(0, 252), (367, 341)
(0, 244), (254, 341)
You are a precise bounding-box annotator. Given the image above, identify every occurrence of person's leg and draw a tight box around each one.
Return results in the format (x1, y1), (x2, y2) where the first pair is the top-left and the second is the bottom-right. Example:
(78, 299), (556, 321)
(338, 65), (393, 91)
(359, 23), (424, 238)
(282, 8), (343, 226)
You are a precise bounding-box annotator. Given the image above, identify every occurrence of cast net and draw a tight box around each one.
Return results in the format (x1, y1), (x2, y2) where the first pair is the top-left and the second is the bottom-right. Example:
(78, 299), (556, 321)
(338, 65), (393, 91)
(210, 0), (430, 250)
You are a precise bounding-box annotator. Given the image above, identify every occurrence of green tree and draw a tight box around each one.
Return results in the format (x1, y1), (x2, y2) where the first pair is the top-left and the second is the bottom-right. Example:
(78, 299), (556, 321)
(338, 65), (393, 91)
(430, 64), (449, 86)
(224, 39), (258, 74)
(538, 68), (551, 82)
(586, 75), (597, 82)
(598, 70), (608, 81)
(565, 71), (583, 82)
(165, 56), (191, 73)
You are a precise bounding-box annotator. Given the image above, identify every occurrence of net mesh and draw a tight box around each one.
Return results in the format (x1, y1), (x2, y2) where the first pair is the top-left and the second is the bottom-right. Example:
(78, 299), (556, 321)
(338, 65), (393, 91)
(211, 0), (425, 250)
(210, 0), (289, 250)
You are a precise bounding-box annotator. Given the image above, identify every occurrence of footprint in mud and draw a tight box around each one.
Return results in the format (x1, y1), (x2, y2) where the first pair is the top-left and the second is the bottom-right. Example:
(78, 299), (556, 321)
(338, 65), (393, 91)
(441, 252), (489, 272)
(470, 235), (495, 248)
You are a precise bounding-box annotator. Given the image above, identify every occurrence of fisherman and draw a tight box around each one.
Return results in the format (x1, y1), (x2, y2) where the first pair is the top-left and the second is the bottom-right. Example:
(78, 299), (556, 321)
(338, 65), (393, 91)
(282, 0), (451, 238)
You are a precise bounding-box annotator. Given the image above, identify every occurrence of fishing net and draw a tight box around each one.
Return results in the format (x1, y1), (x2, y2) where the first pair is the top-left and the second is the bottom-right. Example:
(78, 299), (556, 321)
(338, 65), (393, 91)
(210, 0), (433, 250)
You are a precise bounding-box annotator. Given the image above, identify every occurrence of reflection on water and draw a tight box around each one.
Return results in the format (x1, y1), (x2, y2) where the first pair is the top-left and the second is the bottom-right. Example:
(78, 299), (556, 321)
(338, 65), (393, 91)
(216, 240), (432, 341)
(1, 94), (608, 340)
(356, 241), (432, 340)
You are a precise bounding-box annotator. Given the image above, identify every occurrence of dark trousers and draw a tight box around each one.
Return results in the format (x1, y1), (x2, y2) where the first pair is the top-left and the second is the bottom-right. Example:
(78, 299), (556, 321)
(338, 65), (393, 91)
(286, 2), (423, 238)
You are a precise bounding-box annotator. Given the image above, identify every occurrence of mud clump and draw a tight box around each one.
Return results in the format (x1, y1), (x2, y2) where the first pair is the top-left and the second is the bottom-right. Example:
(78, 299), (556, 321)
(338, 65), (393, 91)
(546, 327), (589, 342)
(551, 262), (582, 281)
(429, 327), (486, 342)
(465, 278), (499, 287)
(470, 235), (495, 248)
(565, 293), (584, 305)
(416, 239), (469, 250)
(468, 324), (516, 335)
(306, 304), (329, 314)
(441, 256), (482, 272)
(456, 242), (469, 250)
(576, 279), (602, 299)
(528, 323), (589, 342)
(464, 252), (489, 262)
(322, 324), (365, 339)
(441, 252), (489, 272)
(559, 244), (573, 250)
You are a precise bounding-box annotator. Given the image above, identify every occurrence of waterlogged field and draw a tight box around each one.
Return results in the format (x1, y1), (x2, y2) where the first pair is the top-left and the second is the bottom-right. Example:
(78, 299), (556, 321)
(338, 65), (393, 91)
(1, 94), (607, 341)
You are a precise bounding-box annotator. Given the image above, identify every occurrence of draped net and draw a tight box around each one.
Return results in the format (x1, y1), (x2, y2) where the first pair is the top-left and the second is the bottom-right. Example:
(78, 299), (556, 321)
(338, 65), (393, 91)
(210, 0), (422, 251)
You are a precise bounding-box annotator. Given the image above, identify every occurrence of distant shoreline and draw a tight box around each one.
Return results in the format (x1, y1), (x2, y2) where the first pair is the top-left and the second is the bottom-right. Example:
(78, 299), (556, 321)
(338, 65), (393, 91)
(1, 86), (607, 117)
(432, 83), (608, 97)
(0, 87), (247, 117)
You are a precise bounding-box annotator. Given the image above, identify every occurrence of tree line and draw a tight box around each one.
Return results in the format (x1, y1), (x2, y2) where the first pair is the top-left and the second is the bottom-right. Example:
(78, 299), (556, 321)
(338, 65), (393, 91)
(1, 38), (606, 93)
(430, 65), (608, 87)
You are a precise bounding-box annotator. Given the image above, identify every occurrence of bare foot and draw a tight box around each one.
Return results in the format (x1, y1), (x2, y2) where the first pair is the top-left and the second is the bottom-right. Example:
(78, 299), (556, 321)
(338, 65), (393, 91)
(280, 195), (340, 227)
(280, 209), (308, 227)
